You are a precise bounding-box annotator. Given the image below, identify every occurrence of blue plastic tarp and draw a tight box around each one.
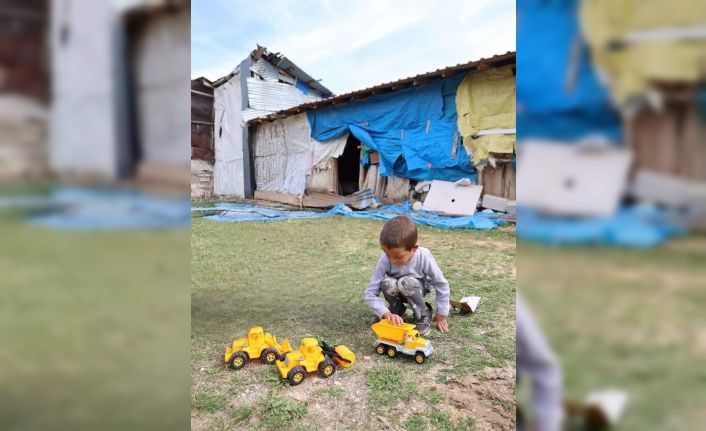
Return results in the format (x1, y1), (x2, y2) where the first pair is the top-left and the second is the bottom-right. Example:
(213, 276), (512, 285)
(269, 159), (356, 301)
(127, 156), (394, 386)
(516, 206), (686, 248)
(307, 77), (476, 182)
(194, 201), (505, 230)
(328, 202), (504, 230)
(516, 0), (621, 142)
(30, 187), (191, 231)
(295, 78), (309, 95)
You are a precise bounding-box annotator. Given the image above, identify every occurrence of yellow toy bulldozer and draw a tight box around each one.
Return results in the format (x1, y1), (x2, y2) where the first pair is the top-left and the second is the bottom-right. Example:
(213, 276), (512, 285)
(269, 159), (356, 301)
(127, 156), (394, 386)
(224, 326), (293, 370)
(371, 320), (434, 364)
(275, 338), (355, 385)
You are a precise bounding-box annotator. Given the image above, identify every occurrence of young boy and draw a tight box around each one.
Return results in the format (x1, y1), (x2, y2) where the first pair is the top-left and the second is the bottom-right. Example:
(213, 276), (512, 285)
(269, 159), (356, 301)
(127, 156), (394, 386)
(364, 215), (450, 336)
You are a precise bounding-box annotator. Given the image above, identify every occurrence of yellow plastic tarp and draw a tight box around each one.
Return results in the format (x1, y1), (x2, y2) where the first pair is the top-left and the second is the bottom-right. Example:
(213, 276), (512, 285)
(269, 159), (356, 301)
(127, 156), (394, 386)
(456, 66), (516, 164)
(580, 0), (706, 106)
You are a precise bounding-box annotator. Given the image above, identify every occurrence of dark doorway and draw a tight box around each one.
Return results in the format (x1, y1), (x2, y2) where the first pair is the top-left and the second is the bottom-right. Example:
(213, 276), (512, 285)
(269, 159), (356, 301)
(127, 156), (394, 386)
(338, 134), (361, 195)
(114, 14), (143, 179)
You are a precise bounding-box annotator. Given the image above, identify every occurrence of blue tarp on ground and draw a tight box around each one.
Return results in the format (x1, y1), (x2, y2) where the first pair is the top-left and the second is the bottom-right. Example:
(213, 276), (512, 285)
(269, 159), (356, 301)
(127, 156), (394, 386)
(30, 187), (191, 231)
(516, 206), (687, 248)
(307, 76), (476, 182)
(194, 201), (505, 230)
(516, 0), (621, 142)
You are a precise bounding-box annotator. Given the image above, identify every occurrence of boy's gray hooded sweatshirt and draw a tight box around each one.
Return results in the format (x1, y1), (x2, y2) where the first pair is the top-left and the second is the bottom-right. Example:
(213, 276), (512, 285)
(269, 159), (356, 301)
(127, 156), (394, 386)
(364, 247), (450, 318)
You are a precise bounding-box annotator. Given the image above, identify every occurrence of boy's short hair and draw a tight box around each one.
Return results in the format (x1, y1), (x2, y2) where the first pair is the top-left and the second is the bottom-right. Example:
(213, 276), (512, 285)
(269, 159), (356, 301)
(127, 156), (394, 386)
(379, 215), (418, 250)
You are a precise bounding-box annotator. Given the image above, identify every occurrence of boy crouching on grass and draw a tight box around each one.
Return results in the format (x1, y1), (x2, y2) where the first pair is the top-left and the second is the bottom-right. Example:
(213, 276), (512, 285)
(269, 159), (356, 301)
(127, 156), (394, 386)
(364, 215), (450, 336)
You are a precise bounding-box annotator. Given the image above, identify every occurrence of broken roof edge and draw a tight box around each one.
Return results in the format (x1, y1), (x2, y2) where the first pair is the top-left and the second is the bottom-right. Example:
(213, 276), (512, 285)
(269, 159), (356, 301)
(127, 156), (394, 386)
(191, 76), (214, 87)
(210, 45), (333, 97)
(247, 51), (516, 125)
(212, 64), (240, 88)
(259, 48), (334, 97)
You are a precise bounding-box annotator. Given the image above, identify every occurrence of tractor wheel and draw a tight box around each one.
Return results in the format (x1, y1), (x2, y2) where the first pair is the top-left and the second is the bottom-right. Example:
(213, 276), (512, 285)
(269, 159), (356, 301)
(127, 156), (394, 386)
(262, 348), (278, 365)
(386, 346), (397, 358)
(287, 366), (307, 386)
(318, 359), (336, 378)
(229, 351), (248, 370)
(414, 352), (426, 364)
(375, 344), (386, 355)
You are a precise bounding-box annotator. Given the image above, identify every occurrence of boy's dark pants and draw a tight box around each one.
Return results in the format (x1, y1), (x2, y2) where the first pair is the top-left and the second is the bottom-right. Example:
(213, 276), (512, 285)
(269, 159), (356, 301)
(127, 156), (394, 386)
(380, 275), (432, 324)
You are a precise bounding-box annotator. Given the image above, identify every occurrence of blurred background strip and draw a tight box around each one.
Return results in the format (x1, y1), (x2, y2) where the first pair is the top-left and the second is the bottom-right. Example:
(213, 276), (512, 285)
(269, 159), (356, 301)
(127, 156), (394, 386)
(1, 1), (191, 430)
(517, 0), (706, 430)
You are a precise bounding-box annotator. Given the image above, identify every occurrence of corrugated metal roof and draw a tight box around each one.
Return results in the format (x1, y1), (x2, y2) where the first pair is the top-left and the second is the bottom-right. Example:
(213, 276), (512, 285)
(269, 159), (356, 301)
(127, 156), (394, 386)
(250, 59), (281, 82)
(246, 78), (323, 112)
(250, 51), (516, 123)
(241, 108), (276, 123)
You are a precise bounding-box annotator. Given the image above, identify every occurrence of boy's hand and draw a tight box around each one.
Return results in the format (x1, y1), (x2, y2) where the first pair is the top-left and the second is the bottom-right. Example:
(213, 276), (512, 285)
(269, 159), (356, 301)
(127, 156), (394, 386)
(434, 315), (449, 333)
(382, 312), (404, 325)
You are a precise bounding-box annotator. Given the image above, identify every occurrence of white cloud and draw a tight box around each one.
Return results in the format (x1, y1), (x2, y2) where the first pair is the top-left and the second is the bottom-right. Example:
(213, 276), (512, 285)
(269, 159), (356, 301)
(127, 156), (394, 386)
(192, 0), (516, 92)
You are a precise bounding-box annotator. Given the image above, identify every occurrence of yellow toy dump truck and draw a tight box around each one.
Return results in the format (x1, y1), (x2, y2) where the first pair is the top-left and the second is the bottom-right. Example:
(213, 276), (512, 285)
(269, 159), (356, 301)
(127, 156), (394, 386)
(224, 326), (292, 370)
(371, 320), (434, 364)
(275, 338), (355, 385)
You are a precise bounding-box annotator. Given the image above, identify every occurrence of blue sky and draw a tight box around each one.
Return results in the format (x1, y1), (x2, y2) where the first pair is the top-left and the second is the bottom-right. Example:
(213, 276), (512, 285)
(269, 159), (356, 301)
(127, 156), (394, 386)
(192, 0), (515, 94)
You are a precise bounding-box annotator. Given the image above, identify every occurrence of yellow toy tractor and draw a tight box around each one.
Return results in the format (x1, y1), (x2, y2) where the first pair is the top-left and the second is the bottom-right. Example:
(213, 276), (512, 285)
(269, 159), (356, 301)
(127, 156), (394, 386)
(224, 326), (292, 370)
(275, 338), (355, 385)
(371, 320), (434, 364)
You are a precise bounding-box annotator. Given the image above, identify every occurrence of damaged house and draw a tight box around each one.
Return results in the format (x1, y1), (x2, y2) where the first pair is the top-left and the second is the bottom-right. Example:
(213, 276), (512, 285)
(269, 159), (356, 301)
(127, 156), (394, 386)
(50, 0), (190, 187)
(580, 0), (706, 201)
(191, 76), (214, 198)
(201, 46), (334, 198)
(516, 0), (705, 222)
(0, 0), (49, 181)
(200, 47), (516, 209)
(4, 1), (192, 186)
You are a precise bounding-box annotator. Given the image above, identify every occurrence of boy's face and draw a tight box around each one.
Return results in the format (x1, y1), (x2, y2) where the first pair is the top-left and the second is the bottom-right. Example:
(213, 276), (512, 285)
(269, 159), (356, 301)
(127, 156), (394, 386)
(381, 244), (418, 266)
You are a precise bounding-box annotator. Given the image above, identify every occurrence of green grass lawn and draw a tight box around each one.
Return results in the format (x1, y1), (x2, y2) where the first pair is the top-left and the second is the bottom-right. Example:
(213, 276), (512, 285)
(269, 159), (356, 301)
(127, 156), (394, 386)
(519, 237), (706, 431)
(191, 216), (516, 430)
(0, 211), (190, 431)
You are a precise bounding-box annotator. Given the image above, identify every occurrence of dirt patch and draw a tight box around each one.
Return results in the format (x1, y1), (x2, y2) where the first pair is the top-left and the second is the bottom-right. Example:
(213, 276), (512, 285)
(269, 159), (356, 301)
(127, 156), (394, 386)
(665, 237), (706, 254)
(279, 366), (371, 430)
(431, 366), (515, 431)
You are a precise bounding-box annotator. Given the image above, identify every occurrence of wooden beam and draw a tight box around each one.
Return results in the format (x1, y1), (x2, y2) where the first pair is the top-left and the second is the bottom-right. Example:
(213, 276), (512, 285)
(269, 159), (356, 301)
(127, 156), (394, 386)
(0, 8), (46, 22)
(191, 89), (214, 98)
(254, 190), (302, 207)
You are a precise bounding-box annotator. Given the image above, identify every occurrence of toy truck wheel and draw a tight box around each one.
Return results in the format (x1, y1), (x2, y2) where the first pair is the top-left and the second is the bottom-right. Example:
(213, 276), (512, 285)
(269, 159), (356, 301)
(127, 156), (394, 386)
(318, 359), (336, 378)
(375, 344), (386, 355)
(386, 346), (397, 358)
(229, 352), (248, 370)
(414, 352), (426, 364)
(262, 348), (278, 364)
(287, 366), (307, 385)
